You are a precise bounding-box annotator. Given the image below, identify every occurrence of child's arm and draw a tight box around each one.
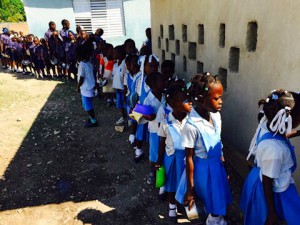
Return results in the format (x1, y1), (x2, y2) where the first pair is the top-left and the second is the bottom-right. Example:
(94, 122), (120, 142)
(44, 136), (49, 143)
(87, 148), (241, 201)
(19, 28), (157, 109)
(123, 85), (128, 103)
(184, 147), (195, 210)
(77, 77), (84, 92)
(286, 129), (300, 139)
(156, 136), (166, 167)
(262, 175), (279, 225)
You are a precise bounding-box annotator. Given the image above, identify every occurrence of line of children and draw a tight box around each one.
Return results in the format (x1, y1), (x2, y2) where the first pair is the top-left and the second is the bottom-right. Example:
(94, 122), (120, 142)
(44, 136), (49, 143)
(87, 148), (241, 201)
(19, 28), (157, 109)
(2, 24), (300, 225)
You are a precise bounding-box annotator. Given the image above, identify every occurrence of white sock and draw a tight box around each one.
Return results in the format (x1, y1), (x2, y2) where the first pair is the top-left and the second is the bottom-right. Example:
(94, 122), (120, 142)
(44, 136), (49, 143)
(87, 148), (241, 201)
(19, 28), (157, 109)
(159, 186), (165, 195)
(135, 148), (143, 157)
(169, 203), (177, 217)
(208, 214), (221, 223)
(129, 134), (135, 143)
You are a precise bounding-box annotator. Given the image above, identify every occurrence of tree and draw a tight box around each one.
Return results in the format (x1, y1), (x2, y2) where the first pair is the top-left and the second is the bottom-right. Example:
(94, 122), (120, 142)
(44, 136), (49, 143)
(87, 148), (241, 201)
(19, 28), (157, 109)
(0, 0), (26, 22)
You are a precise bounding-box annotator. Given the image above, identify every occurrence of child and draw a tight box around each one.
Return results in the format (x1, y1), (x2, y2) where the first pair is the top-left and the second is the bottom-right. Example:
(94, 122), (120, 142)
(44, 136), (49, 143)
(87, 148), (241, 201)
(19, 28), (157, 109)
(161, 60), (175, 85)
(141, 28), (152, 54)
(143, 72), (165, 184)
(76, 42), (98, 128)
(134, 54), (160, 162)
(156, 85), (192, 221)
(33, 37), (45, 78)
(124, 38), (137, 56)
(112, 45), (127, 125)
(240, 90), (300, 225)
(40, 38), (54, 77)
(99, 43), (115, 106)
(124, 55), (142, 145)
(65, 31), (77, 80)
(176, 73), (232, 225)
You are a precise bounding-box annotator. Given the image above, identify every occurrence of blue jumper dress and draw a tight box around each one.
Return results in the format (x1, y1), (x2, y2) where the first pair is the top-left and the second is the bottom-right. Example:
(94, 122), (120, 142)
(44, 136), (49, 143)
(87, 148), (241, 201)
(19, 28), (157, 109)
(175, 115), (232, 216)
(240, 131), (300, 225)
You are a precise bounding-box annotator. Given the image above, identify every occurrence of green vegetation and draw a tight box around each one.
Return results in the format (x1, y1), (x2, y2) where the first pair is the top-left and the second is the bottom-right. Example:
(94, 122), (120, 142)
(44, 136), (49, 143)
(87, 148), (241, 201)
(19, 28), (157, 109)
(0, 0), (26, 22)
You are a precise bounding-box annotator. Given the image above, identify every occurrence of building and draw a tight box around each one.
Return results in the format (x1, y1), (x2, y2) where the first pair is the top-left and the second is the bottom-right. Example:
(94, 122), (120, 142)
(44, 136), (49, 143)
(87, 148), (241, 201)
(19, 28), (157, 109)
(150, 0), (300, 187)
(23, 0), (150, 47)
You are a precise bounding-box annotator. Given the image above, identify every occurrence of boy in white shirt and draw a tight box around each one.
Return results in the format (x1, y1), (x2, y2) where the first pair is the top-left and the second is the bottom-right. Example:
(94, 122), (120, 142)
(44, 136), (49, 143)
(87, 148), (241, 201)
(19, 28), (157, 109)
(76, 43), (98, 128)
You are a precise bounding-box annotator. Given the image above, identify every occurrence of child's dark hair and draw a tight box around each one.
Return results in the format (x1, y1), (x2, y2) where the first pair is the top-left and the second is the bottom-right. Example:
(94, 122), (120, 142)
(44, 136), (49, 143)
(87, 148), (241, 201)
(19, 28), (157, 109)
(167, 77), (185, 89)
(189, 72), (222, 98)
(76, 42), (94, 61)
(161, 60), (175, 71)
(48, 21), (55, 28)
(124, 38), (135, 47)
(103, 43), (113, 56)
(166, 85), (189, 103)
(114, 45), (126, 59)
(258, 90), (295, 123)
(140, 45), (151, 56)
(146, 72), (162, 89)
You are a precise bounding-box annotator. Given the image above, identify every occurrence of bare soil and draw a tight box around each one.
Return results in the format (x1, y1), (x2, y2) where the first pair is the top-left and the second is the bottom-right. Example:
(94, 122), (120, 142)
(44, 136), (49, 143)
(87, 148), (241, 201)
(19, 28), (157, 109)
(0, 70), (244, 225)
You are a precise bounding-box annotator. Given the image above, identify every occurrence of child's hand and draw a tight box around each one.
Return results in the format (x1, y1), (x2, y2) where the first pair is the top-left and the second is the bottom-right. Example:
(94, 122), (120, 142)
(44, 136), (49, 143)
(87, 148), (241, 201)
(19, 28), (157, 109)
(184, 188), (195, 210)
(265, 213), (279, 225)
(76, 86), (80, 93)
(143, 114), (156, 121)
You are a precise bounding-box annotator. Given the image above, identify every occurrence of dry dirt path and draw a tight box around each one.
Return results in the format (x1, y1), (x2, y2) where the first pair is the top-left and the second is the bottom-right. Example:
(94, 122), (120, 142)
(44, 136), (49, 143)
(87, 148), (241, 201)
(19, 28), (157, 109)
(0, 70), (244, 225)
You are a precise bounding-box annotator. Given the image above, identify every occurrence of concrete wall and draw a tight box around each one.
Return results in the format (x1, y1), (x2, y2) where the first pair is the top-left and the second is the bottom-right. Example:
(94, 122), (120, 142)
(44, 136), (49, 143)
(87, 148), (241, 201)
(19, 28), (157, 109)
(106, 0), (151, 48)
(0, 22), (29, 35)
(23, 0), (76, 38)
(151, 0), (300, 187)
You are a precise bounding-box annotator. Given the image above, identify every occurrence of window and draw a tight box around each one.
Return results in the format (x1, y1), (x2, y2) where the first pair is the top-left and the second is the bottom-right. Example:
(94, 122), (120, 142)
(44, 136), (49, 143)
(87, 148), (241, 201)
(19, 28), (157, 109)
(246, 21), (258, 52)
(198, 24), (204, 44)
(73, 0), (125, 37)
(219, 23), (225, 48)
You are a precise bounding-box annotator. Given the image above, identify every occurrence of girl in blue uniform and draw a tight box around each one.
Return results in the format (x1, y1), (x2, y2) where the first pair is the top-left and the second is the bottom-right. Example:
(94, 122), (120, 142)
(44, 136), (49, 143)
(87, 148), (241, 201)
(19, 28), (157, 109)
(176, 73), (232, 225)
(124, 55), (142, 145)
(240, 90), (300, 225)
(134, 54), (159, 162)
(156, 85), (192, 221)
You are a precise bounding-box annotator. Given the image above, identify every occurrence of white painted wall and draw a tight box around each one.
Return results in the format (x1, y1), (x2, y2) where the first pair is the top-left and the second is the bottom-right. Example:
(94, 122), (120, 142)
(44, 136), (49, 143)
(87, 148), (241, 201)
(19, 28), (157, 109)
(151, 0), (300, 187)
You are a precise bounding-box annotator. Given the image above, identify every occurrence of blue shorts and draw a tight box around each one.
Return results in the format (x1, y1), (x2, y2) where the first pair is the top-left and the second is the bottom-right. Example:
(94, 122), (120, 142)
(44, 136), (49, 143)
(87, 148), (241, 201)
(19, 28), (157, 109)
(81, 95), (93, 111)
(116, 90), (125, 109)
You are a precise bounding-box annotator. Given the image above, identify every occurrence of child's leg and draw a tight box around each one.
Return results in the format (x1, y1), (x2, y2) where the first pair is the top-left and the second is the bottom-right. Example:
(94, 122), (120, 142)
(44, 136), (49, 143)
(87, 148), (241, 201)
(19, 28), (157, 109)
(82, 96), (98, 128)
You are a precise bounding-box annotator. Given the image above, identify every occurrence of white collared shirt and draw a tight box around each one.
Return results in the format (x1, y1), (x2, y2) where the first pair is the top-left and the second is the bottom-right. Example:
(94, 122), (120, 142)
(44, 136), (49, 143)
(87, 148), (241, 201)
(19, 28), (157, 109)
(255, 121), (294, 192)
(182, 107), (222, 158)
(144, 91), (162, 133)
(112, 60), (126, 90)
(158, 113), (187, 156)
(156, 103), (173, 123)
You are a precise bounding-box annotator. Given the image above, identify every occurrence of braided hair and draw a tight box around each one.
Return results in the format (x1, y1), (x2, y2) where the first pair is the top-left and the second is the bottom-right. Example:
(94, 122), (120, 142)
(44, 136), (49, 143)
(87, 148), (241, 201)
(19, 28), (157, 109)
(189, 72), (222, 100)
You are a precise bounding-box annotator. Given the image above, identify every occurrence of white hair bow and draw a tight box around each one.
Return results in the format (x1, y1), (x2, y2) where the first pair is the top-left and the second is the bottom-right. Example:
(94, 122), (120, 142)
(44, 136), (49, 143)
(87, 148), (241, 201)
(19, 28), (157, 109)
(269, 106), (292, 135)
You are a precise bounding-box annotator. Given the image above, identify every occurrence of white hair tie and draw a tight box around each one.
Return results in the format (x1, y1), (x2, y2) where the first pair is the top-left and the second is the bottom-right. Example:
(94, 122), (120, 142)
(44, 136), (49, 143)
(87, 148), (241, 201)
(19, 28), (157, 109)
(149, 54), (160, 63)
(269, 106), (292, 135)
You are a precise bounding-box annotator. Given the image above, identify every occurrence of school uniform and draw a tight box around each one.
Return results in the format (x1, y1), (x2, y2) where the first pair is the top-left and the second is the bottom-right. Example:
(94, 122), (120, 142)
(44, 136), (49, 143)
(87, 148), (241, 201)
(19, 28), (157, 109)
(34, 45), (45, 71)
(135, 74), (150, 142)
(157, 113), (187, 192)
(100, 56), (114, 93)
(112, 60), (126, 109)
(78, 60), (95, 111)
(156, 102), (173, 123)
(144, 91), (162, 162)
(240, 120), (300, 225)
(175, 108), (232, 216)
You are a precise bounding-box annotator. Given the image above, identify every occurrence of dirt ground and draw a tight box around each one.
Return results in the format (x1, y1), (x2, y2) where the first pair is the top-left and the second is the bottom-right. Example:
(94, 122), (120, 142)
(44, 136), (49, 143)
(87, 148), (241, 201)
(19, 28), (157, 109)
(0, 69), (244, 225)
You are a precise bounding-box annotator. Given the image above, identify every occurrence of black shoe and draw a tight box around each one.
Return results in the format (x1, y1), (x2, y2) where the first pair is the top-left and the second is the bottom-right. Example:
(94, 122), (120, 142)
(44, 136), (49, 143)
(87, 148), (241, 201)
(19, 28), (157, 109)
(84, 120), (99, 128)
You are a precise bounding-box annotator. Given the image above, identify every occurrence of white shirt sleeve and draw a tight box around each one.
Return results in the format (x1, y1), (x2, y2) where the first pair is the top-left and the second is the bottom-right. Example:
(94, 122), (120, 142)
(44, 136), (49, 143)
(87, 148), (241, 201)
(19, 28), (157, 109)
(124, 73), (128, 86)
(157, 122), (167, 137)
(78, 62), (85, 78)
(257, 141), (284, 179)
(182, 123), (198, 149)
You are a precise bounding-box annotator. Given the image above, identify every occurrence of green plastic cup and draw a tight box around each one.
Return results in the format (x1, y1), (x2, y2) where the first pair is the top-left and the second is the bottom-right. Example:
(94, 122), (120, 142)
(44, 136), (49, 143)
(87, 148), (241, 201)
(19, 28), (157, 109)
(156, 166), (165, 188)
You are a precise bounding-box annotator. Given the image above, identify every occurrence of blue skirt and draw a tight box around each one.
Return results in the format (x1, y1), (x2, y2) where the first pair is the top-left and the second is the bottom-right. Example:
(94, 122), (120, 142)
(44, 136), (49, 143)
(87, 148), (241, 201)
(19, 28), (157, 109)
(175, 157), (232, 216)
(164, 150), (185, 193)
(240, 166), (300, 225)
(136, 123), (149, 142)
(149, 132), (159, 163)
